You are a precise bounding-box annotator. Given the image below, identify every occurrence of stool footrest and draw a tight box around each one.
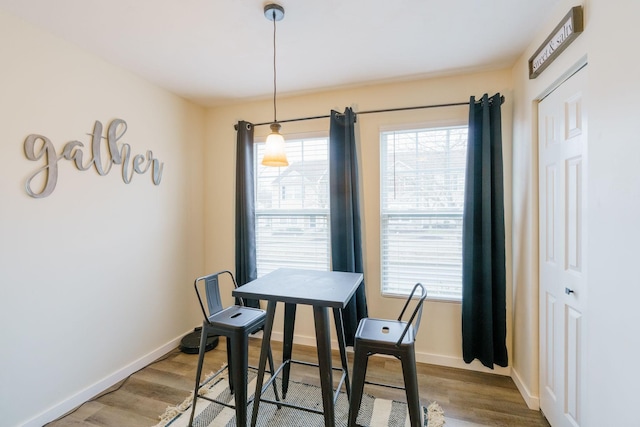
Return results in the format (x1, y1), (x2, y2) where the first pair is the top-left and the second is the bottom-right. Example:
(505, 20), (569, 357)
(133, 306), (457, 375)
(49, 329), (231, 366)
(364, 379), (406, 391)
(257, 358), (349, 415)
(260, 397), (325, 415)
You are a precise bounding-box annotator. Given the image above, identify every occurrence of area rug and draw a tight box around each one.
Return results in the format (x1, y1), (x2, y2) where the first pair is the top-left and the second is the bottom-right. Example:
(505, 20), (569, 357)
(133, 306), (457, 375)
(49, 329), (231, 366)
(155, 369), (445, 427)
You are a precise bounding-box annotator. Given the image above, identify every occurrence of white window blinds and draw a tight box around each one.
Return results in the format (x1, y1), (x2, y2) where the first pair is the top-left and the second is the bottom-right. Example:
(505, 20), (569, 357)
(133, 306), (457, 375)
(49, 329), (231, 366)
(380, 126), (468, 301)
(255, 137), (330, 277)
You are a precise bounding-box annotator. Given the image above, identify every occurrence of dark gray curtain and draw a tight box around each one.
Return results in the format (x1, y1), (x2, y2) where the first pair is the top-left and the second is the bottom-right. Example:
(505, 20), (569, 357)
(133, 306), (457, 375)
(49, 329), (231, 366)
(462, 93), (508, 368)
(329, 108), (368, 347)
(235, 121), (259, 308)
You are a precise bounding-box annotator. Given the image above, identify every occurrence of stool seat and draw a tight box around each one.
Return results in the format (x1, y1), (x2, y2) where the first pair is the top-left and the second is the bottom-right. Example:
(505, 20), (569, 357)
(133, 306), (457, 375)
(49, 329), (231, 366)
(355, 318), (415, 346)
(208, 305), (266, 331)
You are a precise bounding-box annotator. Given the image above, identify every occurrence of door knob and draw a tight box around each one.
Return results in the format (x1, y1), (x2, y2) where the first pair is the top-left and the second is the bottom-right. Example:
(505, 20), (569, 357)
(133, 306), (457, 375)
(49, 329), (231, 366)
(565, 287), (575, 295)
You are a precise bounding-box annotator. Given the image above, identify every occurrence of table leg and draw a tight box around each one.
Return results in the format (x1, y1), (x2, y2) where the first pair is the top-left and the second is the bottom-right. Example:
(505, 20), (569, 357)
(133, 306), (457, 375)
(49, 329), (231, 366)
(250, 300), (277, 427)
(313, 305), (335, 427)
(333, 307), (351, 399)
(228, 333), (249, 427)
(282, 302), (297, 398)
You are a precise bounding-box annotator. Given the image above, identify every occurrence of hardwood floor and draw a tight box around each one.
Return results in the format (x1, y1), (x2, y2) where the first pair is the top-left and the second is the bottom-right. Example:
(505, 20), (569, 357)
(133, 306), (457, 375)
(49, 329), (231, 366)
(46, 337), (550, 427)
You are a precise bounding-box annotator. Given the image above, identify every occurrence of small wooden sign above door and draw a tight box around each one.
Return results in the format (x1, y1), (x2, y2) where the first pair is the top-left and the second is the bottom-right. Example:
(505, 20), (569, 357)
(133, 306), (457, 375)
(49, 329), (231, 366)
(528, 6), (584, 79)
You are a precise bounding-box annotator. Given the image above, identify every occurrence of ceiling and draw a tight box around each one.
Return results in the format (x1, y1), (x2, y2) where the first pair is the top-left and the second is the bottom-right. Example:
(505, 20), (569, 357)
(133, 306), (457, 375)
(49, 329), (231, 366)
(0, 0), (560, 107)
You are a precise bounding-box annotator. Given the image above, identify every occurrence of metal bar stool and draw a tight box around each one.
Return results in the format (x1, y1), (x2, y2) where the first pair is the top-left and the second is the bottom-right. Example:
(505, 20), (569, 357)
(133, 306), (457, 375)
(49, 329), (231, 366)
(188, 270), (279, 427)
(348, 283), (427, 427)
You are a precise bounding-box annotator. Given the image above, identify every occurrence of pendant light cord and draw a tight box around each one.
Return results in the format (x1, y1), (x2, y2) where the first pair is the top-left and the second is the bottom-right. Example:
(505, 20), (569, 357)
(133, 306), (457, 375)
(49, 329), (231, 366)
(272, 12), (278, 123)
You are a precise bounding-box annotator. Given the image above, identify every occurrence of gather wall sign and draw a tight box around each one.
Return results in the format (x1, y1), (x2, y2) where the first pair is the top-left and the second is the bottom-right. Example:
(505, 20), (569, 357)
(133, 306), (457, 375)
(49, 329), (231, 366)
(23, 118), (164, 198)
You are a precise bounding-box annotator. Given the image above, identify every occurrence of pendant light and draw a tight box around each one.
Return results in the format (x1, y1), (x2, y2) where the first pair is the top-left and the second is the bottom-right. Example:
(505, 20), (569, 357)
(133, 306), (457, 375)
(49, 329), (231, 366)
(261, 3), (289, 167)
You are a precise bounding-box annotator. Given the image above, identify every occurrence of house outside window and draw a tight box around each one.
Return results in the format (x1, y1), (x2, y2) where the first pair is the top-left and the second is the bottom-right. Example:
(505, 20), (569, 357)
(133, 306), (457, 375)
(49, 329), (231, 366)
(380, 125), (468, 301)
(254, 136), (330, 276)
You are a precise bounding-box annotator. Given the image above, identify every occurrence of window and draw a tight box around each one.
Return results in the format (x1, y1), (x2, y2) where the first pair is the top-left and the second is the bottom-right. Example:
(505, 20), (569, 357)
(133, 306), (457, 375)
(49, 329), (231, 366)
(380, 125), (468, 301)
(255, 136), (330, 276)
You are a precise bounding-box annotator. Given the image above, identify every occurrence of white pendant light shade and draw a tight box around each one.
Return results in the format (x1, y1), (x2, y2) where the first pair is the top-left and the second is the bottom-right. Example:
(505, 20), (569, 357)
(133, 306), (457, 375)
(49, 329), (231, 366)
(262, 122), (288, 167)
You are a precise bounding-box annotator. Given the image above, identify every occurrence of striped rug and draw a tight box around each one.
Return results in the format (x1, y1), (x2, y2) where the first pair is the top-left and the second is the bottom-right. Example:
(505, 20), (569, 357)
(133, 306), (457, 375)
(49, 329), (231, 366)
(155, 369), (444, 427)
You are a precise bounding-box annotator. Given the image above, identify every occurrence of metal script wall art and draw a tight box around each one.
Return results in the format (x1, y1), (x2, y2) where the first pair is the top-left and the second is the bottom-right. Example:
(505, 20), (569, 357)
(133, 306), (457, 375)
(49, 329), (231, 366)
(23, 118), (164, 198)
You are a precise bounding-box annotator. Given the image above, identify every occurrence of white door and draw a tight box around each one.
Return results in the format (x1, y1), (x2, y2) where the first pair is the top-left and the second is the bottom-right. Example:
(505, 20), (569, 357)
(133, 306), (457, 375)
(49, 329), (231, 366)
(538, 66), (587, 427)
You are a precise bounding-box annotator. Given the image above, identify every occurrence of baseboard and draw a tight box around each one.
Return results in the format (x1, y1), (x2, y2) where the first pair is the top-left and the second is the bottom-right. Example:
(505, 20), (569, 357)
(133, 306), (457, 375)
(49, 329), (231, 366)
(414, 352), (512, 376)
(511, 367), (540, 410)
(22, 330), (190, 427)
(268, 331), (512, 376)
(269, 330), (314, 348)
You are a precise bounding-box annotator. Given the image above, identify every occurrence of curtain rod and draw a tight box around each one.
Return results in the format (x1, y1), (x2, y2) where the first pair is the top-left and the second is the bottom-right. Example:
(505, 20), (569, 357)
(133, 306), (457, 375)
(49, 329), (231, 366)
(235, 95), (504, 129)
(246, 101), (469, 128)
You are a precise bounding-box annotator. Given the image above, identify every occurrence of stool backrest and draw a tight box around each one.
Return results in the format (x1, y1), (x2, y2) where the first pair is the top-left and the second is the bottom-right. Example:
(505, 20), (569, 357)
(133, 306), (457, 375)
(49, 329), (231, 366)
(396, 283), (427, 347)
(194, 270), (238, 323)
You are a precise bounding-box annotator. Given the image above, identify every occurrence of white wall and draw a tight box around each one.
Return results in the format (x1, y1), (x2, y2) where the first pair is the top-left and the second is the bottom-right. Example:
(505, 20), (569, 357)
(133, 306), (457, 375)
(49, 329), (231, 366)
(0, 10), (206, 427)
(584, 0), (640, 424)
(510, 0), (590, 409)
(205, 70), (514, 374)
(512, 0), (640, 423)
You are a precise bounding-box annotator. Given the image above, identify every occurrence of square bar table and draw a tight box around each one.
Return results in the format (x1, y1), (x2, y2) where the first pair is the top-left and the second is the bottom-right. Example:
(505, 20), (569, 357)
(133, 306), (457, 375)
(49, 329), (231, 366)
(232, 268), (364, 427)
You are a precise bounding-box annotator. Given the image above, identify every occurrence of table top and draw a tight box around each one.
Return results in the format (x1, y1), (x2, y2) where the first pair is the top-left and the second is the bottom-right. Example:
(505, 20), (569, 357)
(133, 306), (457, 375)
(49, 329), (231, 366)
(232, 268), (363, 308)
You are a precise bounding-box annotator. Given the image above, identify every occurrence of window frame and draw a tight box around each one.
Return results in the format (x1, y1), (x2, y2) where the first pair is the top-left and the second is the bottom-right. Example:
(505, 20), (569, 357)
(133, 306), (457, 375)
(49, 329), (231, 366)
(253, 133), (331, 278)
(379, 122), (468, 303)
